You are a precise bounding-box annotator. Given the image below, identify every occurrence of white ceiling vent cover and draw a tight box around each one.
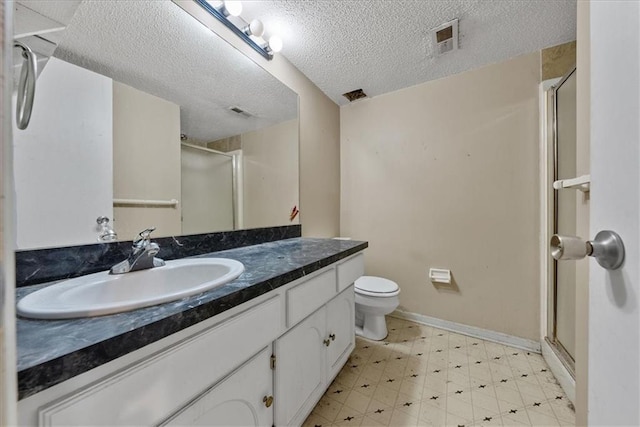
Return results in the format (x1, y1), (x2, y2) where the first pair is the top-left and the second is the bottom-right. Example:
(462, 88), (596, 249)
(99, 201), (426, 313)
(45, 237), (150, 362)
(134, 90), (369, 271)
(433, 19), (459, 56)
(229, 106), (253, 118)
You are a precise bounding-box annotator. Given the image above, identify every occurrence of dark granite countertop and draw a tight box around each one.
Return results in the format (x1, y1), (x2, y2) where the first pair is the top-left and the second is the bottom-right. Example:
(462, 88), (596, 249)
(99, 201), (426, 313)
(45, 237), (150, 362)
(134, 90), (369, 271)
(16, 237), (367, 399)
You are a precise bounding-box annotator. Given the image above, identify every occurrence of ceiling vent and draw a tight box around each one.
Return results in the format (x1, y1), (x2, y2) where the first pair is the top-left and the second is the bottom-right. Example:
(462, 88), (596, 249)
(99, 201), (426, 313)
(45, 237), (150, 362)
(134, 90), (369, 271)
(342, 89), (367, 102)
(432, 19), (459, 56)
(229, 106), (253, 118)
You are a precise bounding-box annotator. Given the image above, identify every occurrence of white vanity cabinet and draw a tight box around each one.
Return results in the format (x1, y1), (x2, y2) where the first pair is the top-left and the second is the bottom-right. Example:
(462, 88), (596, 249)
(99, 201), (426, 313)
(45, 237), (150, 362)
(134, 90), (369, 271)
(18, 253), (364, 427)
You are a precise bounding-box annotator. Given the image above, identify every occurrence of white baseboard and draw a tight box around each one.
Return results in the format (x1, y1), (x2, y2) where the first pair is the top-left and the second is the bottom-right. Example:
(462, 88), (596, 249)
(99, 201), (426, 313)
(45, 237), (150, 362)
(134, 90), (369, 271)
(390, 310), (542, 353)
(541, 339), (575, 404)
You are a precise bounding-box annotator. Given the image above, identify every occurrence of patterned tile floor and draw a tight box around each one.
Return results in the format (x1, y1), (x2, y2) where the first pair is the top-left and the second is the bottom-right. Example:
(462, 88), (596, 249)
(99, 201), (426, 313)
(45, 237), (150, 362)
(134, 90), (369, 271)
(304, 317), (574, 427)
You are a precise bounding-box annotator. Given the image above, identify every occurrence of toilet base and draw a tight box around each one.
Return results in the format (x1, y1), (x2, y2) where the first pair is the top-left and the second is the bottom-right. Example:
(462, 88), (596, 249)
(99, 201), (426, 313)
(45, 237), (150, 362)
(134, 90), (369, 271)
(355, 313), (388, 341)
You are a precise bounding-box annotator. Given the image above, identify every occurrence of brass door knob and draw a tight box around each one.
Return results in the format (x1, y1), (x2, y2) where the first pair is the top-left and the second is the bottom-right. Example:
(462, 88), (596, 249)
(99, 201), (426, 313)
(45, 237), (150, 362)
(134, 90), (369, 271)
(263, 395), (274, 408)
(323, 338), (331, 347)
(329, 333), (336, 341)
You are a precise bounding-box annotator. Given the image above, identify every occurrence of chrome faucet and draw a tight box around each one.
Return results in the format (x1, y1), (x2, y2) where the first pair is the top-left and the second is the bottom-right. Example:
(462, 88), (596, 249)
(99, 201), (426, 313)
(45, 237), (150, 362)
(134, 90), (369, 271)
(109, 227), (166, 274)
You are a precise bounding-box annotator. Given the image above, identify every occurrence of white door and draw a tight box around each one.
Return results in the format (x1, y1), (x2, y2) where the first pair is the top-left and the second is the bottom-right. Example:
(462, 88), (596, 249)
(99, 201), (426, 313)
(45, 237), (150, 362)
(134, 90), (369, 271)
(274, 307), (326, 426)
(587, 1), (640, 424)
(326, 288), (355, 381)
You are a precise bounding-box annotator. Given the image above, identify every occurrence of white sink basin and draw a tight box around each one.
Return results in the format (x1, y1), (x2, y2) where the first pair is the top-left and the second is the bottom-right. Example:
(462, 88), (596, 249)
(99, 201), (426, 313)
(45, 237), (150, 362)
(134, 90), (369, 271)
(17, 258), (244, 320)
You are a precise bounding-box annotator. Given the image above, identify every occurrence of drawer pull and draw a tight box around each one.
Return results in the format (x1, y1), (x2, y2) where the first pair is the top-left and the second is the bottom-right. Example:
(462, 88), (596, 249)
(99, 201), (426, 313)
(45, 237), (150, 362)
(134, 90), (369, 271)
(329, 333), (336, 341)
(323, 338), (331, 347)
(263, 395), (274, 408)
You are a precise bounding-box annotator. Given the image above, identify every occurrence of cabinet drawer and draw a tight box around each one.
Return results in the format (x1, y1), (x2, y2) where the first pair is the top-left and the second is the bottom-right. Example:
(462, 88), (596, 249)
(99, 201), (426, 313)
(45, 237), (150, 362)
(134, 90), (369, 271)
(39, 296), (283, 426)
(337, 253), (364, 292)
(286, 269), (336, 327)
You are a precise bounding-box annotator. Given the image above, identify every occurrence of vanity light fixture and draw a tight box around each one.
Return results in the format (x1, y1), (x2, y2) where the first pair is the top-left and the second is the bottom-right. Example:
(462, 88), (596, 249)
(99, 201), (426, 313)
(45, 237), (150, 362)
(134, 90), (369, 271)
(222, 0), (242, 17)
(197, 0), (280, 60)
(243, 19), (264, 37)
(268, 35), (283, 53)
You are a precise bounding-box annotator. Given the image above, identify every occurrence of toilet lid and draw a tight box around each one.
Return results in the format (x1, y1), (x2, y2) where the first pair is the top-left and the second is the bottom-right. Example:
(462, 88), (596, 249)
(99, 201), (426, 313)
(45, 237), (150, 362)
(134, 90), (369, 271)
(355, 276), (399, 294)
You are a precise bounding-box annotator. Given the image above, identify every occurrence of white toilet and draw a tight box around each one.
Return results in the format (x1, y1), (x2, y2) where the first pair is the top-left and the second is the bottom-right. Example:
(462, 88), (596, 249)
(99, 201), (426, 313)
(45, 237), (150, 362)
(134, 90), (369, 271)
(354, 276), (400, 340)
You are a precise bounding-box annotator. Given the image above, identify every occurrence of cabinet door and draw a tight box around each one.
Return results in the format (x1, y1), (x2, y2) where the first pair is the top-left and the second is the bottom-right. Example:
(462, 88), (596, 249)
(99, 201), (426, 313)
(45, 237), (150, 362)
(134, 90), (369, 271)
(326, 286), (355, 381)
(162, 347), (273, 427)
(274, 307), (327, 427)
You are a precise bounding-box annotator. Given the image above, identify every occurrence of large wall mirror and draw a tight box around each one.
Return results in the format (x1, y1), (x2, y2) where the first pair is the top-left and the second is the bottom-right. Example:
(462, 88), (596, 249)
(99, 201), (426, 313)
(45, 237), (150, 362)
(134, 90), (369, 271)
(12, 0), (299, 250)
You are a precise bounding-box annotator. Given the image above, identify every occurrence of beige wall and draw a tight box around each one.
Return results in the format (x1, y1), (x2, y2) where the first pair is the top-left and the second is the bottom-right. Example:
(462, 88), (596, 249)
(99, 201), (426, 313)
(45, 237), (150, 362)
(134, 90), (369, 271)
(176, 1), (340, 238)
(255, 58), (340, 238)
(575, 1), (590, 424)
(296, 86), (340, 238)
(341, 53), (541, 341)
(242, 119), (299, 229)
(542, 41), (576, 81)
(207, 135), (241, 153)
(112, 82), (181, 240)
(244, 57), (340, 238)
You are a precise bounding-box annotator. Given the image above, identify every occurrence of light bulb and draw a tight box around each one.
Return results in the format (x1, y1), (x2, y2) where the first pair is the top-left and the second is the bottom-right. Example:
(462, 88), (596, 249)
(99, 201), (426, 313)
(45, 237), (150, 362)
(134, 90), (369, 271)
(268, 35), (283, 53)
(224, 1), (242, 17)
(206, 0), (224, 9)
(248, 19), (264, 37)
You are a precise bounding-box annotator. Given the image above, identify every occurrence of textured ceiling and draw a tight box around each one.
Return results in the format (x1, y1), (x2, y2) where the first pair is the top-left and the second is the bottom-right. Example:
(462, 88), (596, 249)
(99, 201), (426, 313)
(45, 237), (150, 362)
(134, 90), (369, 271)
(241, 0), (577, 105)
(51, 1), (297, 142)
(27, 0), (576, 132)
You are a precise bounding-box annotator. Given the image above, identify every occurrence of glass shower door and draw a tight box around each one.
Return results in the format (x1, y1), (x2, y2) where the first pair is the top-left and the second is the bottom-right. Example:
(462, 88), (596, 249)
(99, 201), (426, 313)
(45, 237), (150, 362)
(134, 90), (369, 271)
(550, 68), (578, 366)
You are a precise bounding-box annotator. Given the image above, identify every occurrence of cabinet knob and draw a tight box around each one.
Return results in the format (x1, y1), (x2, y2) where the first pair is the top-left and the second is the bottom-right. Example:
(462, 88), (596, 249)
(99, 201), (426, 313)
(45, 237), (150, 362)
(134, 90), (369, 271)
(323, 338), (331, 347)
(263, 395), (274, 408)
(329, 333), (336, 341)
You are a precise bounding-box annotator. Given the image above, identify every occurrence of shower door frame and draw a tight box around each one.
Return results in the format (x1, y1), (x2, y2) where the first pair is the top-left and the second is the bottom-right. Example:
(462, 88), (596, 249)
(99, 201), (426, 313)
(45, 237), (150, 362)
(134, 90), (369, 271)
(546, 66), (577, 376)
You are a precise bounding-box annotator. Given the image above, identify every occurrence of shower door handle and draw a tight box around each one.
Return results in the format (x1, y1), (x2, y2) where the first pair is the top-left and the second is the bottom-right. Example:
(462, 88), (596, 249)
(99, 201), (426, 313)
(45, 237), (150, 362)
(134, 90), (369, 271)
(550, 230), (625, 270)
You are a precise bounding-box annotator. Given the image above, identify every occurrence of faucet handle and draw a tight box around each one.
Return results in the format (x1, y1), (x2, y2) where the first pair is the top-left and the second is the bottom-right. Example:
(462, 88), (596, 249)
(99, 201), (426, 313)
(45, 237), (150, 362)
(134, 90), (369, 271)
(133, 227), (156, 247)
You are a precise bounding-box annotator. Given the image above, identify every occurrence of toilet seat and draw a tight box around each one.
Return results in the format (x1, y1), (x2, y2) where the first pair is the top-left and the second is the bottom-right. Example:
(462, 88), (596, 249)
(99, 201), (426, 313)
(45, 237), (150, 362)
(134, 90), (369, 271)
(355, 276), (400, 297)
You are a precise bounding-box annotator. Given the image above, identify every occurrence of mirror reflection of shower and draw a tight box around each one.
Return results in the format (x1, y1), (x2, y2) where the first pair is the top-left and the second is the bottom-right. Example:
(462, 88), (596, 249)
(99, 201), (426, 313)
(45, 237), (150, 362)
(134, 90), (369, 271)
(181, 143), (241, 234)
